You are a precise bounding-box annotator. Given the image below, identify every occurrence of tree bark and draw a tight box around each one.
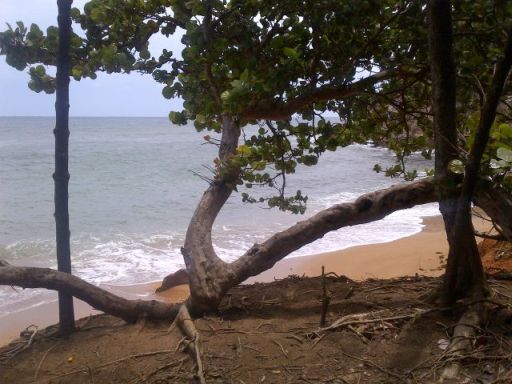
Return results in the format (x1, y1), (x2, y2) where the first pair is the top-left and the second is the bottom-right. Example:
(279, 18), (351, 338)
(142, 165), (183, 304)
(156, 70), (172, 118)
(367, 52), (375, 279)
(240, 69), (398, 121)
(428, 0), (484, 304)
(182, 115), (241, 314)
(427, 0), (459, 243)
(474, 178), (512, 242)
(54, 0), (74, 334)
(0, 263), (179, 323)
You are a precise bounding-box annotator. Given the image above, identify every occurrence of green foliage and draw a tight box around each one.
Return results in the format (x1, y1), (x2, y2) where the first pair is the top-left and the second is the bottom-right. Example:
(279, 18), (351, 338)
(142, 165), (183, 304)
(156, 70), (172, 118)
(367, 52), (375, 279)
(2, 0), (512, 211)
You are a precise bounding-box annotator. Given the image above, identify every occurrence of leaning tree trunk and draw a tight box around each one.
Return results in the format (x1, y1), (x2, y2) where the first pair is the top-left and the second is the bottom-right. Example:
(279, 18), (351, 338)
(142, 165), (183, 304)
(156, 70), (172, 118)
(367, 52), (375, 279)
(182, 115), (241, 314)
(474, 178), (512, 242)
(54, 0), (75, 334)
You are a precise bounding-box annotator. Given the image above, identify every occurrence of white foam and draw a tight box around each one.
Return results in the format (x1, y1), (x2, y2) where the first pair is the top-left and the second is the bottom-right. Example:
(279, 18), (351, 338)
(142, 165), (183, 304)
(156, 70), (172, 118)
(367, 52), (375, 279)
(0, 188), (441, 316)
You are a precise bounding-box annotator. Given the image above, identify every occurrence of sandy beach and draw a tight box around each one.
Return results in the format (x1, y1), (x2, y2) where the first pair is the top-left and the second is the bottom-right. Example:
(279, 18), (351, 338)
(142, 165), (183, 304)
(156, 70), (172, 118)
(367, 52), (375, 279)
(1, 214), (486, 347)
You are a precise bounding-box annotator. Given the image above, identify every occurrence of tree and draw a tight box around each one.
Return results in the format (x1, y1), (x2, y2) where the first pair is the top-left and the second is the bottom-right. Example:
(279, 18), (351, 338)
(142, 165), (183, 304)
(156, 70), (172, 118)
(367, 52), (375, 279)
(428, 0), (512, 304)
(54, 0), (75, 335)
(0, 0), (511, 320)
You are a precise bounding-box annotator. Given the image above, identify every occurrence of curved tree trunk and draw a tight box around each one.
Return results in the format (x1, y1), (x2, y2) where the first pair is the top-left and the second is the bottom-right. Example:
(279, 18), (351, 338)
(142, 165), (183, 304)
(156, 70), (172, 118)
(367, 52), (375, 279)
(54, 0), (75, 334)
(1, 176), (510, 322)
(182, 115), (241, 314)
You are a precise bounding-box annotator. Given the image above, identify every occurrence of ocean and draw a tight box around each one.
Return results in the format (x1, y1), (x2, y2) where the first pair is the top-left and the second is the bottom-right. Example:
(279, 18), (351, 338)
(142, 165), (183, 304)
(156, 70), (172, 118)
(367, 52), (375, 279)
(0, 116), (439, 315)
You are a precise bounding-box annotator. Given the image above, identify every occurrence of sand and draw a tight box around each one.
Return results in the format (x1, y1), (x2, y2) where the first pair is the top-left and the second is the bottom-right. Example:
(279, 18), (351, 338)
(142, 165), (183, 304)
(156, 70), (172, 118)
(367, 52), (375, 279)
(0, 214), (491, 347)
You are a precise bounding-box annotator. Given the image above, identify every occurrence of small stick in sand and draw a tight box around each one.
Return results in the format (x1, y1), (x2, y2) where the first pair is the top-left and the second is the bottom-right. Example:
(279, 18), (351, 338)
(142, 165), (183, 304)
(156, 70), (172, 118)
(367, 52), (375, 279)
(320, 266), (331, 326)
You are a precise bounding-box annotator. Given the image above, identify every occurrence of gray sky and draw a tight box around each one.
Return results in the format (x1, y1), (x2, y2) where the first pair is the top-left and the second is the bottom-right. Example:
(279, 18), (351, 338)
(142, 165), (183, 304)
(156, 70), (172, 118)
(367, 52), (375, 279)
(0, 0), (183, 117)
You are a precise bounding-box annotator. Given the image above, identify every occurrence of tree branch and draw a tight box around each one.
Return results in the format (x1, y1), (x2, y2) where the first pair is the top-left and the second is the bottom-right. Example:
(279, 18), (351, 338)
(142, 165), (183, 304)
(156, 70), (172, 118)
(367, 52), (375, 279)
(228, 177), (437, 284)
(240, 68), (400, 121)
(0, 265), (179, 323)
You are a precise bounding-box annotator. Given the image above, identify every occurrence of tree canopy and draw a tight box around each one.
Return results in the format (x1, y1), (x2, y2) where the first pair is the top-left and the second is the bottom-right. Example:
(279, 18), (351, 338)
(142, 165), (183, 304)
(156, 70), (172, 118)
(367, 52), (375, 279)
(1, 0), (512, 314)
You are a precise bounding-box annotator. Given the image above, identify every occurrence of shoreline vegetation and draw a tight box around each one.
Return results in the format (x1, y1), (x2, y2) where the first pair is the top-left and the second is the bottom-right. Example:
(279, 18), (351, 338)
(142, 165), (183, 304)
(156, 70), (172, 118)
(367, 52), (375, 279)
(1, 213), (490, 347)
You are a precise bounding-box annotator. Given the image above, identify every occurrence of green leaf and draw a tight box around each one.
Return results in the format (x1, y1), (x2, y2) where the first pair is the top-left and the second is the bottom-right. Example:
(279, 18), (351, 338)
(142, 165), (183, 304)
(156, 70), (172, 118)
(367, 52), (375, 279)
(195, 114), (206, 124)
(497, 147), (512, 162)
(140, 49), (151, 60)
(283, 47), (299, 59)
(448, 159), (465, 174)
(162, 86), (173, 99)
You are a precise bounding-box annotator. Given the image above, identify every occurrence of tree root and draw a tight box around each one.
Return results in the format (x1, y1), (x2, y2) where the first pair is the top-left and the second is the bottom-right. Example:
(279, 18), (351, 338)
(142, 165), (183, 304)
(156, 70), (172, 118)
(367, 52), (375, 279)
(173, 305), (206, 384)
(313, 307), (433, 335)
(0, 325), (38, 362)
(439, 302), (488, 382)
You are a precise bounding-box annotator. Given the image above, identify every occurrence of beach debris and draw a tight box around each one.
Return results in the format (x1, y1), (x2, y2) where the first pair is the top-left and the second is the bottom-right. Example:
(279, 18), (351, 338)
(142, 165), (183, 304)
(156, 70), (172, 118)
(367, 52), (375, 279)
(0, 324), (38, 362)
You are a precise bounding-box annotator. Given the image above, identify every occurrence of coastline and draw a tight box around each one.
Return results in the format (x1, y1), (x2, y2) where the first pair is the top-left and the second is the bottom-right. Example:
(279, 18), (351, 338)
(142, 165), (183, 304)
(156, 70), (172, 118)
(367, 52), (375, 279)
(0, 214), (485, 347)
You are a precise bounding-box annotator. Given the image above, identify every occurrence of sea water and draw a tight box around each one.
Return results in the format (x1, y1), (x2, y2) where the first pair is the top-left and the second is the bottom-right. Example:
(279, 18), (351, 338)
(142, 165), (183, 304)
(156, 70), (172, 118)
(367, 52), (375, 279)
(0, 116), (439, 315)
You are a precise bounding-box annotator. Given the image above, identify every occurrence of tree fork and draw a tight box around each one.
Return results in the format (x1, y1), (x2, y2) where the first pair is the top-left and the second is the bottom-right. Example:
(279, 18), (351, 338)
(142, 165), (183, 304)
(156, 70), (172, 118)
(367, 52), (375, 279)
(162, 176), (512, 309)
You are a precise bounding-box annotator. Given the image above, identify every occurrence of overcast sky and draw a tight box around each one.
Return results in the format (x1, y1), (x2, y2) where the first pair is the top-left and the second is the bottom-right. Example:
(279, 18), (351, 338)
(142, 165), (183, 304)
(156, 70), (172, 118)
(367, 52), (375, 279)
(0, 0), (183, 117)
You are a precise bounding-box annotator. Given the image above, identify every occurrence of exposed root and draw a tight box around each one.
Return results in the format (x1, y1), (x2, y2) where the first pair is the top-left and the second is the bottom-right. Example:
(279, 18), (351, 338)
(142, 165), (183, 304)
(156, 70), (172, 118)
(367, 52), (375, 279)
(0, 325), (38, 362)
(34, 342), (60, 380)
(439, 303), (488, 382)
(313, 307), (433, 335)
(174, 305), (206, 384)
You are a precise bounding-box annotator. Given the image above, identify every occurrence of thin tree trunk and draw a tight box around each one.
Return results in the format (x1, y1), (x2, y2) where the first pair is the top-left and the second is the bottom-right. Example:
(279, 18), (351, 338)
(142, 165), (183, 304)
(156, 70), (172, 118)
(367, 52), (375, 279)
(428, 0), (512, 304)
(54, 0), (74, 334)
(427, 0), (483, 304)
(443, 28), (512, 303)
(427, 0), (459, 240)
